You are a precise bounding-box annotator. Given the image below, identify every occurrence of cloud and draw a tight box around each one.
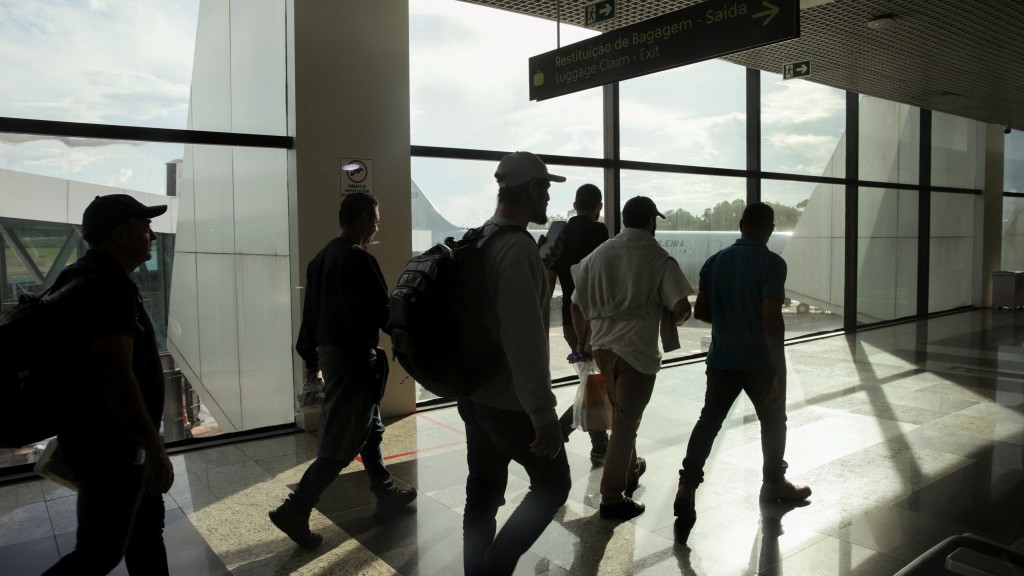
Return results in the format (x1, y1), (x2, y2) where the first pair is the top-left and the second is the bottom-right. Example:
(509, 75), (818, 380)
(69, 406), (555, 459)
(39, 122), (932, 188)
(105, 168), (133, 187)
(0, 0), (197, 127)
(0, 133), (142, 147)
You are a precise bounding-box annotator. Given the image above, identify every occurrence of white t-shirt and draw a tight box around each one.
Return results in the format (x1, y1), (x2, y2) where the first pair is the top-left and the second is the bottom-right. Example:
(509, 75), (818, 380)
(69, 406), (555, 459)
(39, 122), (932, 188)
(573, 227), (693, 374)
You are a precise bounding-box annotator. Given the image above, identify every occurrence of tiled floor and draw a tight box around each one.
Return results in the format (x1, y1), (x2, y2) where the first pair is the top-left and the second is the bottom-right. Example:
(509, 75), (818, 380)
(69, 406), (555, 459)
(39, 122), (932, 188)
(1, 309), (1022, 575)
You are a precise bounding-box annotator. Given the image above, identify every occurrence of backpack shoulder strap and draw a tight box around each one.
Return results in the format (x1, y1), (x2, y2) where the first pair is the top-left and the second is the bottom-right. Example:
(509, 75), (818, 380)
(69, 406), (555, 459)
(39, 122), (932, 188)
(468, 223), (532, 249)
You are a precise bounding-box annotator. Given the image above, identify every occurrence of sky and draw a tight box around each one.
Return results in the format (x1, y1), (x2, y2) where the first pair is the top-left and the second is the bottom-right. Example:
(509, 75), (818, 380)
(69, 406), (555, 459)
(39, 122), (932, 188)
(1, 0), (1011, 228)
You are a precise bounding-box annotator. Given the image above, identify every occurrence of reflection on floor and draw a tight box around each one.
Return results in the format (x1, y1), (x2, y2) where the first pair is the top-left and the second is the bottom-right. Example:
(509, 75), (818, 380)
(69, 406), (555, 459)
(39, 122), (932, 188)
(1, 309), (1022, 575)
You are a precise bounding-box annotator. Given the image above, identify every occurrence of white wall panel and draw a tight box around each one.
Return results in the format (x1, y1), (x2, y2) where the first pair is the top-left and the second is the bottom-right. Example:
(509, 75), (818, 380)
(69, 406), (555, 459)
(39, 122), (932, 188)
(0, 170), (66, 223)
(175, 145), (198, 252)
(193, 145), (235, 253)
(233, 148), (289, 256)
(196, 253), (242, 430)
(168, 251), (202, 379)
(190, 1), (232, 132)
(230, 0), (288, 135)
(237, 255), (293, 428)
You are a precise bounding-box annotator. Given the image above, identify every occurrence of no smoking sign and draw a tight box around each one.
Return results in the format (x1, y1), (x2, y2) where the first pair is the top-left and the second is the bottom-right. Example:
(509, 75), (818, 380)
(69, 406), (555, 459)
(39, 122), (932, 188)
(341, 158), (373, 196)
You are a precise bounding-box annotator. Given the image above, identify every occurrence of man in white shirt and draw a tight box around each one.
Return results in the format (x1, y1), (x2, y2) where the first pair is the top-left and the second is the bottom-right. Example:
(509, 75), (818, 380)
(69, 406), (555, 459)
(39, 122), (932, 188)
(571, 196), (693, 521)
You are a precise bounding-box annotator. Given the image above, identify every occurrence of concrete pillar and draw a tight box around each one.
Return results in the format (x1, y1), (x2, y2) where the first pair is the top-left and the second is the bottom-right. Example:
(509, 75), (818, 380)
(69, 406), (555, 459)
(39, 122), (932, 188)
(289, 1), (414, 419)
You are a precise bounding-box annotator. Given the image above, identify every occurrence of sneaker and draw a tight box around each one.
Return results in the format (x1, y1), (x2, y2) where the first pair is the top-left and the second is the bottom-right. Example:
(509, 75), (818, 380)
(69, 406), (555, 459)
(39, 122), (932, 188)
(599, 496), (646, 521)
(759, 480), (811, 502)
(589, 434), (608, 464)
(376, 486), (417, 516)
(673, 480), (697, 521)
(269, 500), (323, 550)
(625, 457), (646, 496)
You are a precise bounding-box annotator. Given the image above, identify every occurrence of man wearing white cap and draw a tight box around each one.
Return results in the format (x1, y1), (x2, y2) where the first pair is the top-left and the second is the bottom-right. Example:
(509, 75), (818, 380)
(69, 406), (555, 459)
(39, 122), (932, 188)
(458, 151), (571, 576)
(44, 194), (174, 576)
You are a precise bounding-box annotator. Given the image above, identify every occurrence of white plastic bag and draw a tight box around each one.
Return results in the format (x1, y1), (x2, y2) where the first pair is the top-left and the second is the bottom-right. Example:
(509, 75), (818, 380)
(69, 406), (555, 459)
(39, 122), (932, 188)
(296, 371), (326, 409)
(571, 360), (612, 432)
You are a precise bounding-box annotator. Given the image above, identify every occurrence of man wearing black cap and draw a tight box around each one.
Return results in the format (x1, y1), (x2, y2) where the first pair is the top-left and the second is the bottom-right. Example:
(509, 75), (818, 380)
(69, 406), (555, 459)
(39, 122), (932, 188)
(44, 194), (175, 576)
(571, 195), (693, 521)
(548, 183), (611, 462)
(458, 151), (571, 576)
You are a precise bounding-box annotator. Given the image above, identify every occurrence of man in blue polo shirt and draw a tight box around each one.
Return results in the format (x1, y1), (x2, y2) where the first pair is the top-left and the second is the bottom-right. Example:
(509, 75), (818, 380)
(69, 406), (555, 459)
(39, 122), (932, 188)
(673, 202), (810, 523)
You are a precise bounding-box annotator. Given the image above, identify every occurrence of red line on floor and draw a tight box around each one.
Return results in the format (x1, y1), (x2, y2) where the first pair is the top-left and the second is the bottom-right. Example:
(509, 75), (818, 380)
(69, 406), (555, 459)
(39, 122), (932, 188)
(414, 412), (467, 437)
(356, 440), (466, 463)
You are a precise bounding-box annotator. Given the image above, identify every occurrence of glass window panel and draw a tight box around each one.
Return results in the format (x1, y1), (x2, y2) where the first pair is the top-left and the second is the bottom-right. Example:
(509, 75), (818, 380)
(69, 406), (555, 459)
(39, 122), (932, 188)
(932, 111), (978, 189)
(761, 75), (845, 178)
(409, 0), (602, 156)
(620, 60), (745, 169)
(762, 180), (845, 337)
(1005, 130), (1024, 193)
(857, 187), (917, 323)
(410, 157), (604, 401)
(859, 96), (920, 184)
(0, 1), (201, 129)
(620, 170), (745, 361)
(930, 192), (976, 311)
(0, 135), (184, 196)
(1, 1), (287, 135)
(1002, 196), (1024, 271)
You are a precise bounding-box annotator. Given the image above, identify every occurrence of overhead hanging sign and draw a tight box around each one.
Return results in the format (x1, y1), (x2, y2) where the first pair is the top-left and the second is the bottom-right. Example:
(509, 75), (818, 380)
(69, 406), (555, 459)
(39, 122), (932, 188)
(529, 0), (800, 101)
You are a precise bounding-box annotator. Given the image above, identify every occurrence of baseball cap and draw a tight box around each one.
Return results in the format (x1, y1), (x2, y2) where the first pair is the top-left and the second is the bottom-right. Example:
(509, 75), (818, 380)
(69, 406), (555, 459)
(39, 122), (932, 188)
(622, 196), (665, 219)
(81, 194), (168, 244)
(494, 151), (566, 187)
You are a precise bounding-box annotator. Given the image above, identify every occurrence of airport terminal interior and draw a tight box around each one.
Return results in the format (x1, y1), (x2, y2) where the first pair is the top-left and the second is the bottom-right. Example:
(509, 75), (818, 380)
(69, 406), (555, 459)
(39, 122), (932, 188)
(1, 0), (1023, 574)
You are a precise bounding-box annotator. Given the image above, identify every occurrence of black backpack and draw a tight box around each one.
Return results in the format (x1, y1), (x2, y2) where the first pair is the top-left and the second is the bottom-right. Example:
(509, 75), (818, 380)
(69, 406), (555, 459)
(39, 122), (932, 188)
(0, 274), (95, 448)
(389, 225), (529, 398)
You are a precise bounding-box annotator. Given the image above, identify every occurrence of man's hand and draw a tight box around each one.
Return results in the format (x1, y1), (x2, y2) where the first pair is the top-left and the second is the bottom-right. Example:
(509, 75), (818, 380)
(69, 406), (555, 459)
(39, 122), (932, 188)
(765, 373), (787, 409)
(145, 449), (175, 495)
(530, 421), (563, 459)
(538, 234), (564, 269)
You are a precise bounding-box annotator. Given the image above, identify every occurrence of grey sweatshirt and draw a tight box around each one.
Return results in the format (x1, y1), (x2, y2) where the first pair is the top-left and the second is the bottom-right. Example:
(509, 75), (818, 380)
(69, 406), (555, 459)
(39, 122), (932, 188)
(468, 217), (558, 428)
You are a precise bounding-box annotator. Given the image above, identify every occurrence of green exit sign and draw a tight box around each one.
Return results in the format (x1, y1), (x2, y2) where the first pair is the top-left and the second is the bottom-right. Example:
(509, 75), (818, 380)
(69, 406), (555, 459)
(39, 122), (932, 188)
(585, 0), (615, 26)
(784, 60), (811, 80)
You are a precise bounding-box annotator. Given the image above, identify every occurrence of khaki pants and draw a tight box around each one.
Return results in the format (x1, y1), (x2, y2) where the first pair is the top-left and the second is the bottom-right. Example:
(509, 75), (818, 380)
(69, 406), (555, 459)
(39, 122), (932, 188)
(593, 349), (656, 503)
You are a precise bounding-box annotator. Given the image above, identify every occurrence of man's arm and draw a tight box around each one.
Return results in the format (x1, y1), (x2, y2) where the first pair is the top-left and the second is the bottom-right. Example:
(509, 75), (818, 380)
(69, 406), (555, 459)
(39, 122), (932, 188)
(491, 237), (560, 458)
(93, 333), (174, 495)
(672, 297), (692, 325)
(570, 301), (589, 354)
(547, 268), (558, 299)
(693, 290), (711, 323)
(762, 297), (787, 408)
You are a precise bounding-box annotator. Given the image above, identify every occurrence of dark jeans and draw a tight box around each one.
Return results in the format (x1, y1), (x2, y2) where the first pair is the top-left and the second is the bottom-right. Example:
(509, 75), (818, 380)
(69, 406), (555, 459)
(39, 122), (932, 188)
(458, 399), (571, 576)
(681, 368), (788, 485)
(290, 345), (394, 510)
(44, 457), (168, 576)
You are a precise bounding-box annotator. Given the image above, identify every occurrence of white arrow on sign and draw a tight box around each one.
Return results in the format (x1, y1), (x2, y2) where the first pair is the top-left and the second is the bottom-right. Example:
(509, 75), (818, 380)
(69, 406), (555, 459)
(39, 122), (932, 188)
(796, 63), (808, 74)
(599, 3), (612, 16)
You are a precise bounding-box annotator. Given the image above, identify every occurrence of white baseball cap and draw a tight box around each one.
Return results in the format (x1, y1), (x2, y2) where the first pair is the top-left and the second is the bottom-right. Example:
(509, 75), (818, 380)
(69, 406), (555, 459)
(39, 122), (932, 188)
(494, 151), (566, 187)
